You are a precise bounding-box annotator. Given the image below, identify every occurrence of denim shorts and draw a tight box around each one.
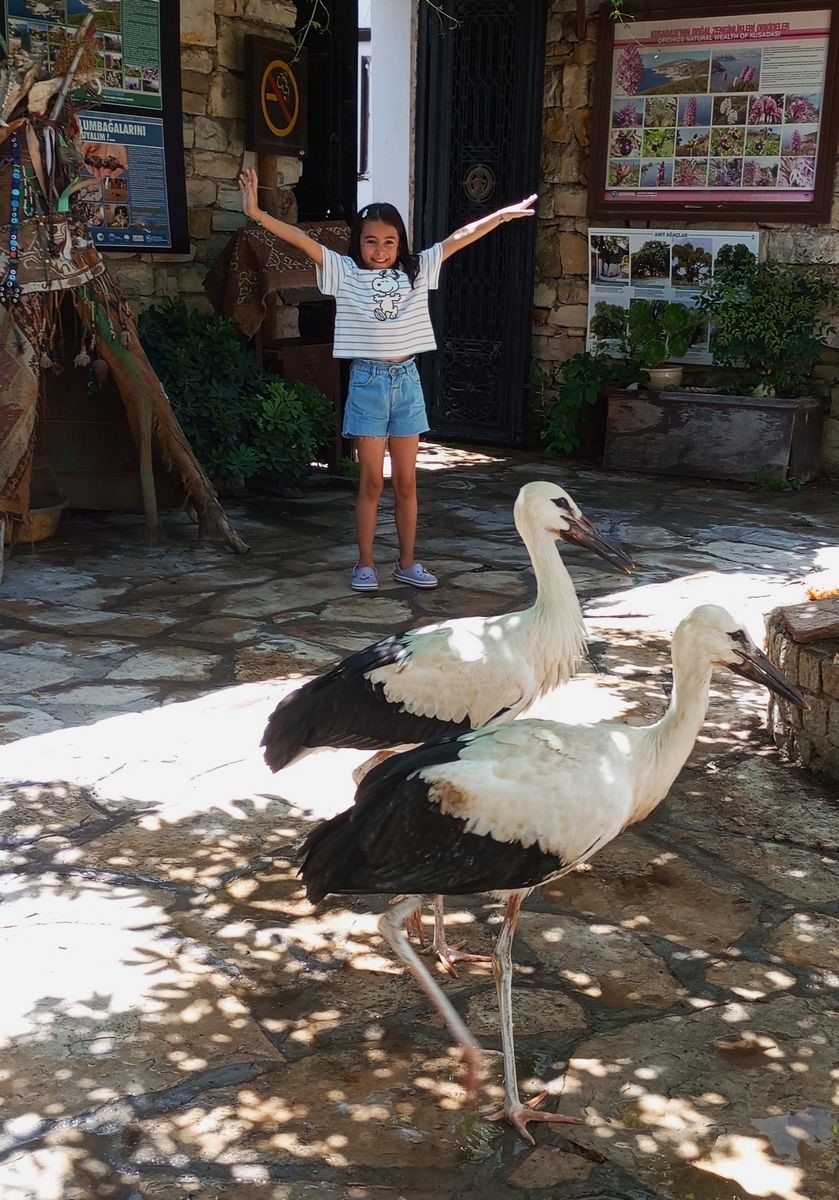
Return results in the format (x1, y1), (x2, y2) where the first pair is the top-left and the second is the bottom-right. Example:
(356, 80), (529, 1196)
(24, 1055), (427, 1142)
(342, 358), (429, 438)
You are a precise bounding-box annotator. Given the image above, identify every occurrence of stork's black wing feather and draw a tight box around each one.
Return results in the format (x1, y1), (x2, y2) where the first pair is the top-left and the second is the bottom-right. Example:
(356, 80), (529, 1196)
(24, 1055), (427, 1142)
(261, 632), (473, 770)
(299, 735), (566, 902)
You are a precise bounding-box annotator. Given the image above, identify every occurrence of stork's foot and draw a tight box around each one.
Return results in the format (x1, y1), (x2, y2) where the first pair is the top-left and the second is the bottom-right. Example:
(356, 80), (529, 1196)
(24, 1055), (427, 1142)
(487, 1091), (584, 1145)
(423, 938), (493, 979)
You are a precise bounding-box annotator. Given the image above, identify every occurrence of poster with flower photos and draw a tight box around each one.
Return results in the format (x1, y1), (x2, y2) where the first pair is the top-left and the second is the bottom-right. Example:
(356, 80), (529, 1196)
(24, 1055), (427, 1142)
(589, 3), (839, 222)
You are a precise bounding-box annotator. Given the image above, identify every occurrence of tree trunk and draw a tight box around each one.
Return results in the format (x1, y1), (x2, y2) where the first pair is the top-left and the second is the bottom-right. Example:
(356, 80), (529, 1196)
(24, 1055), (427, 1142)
(85, 300), (249, 555)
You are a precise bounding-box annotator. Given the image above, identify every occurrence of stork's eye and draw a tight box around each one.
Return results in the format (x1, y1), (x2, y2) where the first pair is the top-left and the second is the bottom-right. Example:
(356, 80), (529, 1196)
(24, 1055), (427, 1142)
(729, 629), (748, 645)
(552, 497), (572, 512)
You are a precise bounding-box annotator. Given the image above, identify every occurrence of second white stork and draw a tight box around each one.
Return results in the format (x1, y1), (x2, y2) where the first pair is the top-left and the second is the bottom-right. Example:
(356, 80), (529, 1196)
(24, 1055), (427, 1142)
(263, 481), (632, 968)
(298, 605), (806, 1141)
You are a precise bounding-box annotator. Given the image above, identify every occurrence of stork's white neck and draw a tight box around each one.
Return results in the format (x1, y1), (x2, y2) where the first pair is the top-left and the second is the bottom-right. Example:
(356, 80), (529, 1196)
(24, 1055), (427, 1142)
(527, 528), (578, 613)
(519, 523), (587, 687)
(632, 649), (714, 824)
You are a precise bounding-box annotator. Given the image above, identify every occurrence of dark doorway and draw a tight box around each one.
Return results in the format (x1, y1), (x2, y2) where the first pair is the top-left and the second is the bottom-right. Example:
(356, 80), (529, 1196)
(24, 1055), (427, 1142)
(292, 2), (357, 350)
(415, 0), (546, 444)
(293, 0), (358, 223)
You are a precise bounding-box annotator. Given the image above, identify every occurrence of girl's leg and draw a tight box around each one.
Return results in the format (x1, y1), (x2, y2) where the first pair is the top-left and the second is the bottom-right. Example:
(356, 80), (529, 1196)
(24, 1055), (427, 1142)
(354, 437), (387, 568)
(388, 435), (420, 568)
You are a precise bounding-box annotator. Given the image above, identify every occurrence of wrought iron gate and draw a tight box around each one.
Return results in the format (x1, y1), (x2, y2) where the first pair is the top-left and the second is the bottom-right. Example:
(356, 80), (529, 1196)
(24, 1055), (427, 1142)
(415, 0), (546, 444)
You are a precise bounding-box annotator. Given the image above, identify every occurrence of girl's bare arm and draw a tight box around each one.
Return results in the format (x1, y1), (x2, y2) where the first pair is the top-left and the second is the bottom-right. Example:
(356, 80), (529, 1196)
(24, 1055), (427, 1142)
(440, 193), (538, 261)
(238, 168), (325, 267)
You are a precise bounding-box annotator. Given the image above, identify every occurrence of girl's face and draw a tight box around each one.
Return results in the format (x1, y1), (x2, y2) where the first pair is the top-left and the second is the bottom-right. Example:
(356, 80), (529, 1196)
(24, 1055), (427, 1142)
(359, 219), (400, 269)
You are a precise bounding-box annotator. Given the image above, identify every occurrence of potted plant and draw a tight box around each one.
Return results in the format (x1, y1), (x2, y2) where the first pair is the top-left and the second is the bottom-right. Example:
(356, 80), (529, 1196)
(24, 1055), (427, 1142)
(536, 351), (642, 459)
(590, 298), (704, 389)
(600, 246), (837, 483)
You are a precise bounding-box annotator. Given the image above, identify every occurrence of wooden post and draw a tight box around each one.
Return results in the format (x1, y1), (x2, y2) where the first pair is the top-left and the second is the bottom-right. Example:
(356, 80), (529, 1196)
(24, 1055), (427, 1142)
(257, 153), (279, 218)
(256, 153), (281, 342)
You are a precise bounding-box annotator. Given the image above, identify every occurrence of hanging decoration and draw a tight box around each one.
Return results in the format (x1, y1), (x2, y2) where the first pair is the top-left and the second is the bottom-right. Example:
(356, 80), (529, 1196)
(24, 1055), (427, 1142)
(0, 131), (21, 307)
(0, 20), (247, 553)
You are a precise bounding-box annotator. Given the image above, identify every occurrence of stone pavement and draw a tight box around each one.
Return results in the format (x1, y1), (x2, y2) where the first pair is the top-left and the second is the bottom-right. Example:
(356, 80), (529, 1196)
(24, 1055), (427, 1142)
(0, 446), (837, 1200)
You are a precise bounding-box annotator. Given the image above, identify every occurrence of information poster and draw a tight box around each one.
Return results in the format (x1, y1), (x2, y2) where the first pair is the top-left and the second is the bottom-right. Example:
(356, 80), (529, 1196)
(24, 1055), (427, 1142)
(77, 112), (171, 248)
(2, 0), (188, 252)
(594, 6), (834, 212)
(5, 0), (162, 110)
(586, 227), (761, 364)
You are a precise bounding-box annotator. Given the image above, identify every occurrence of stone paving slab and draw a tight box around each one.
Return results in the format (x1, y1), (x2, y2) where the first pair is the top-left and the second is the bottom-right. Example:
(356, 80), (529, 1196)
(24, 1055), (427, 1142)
(0, 449), (837, 1199)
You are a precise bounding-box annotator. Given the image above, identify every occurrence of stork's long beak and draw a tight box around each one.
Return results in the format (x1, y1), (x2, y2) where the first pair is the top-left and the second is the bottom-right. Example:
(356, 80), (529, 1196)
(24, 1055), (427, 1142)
(559, 513), (634, 574)
(728, 645), (809, 709)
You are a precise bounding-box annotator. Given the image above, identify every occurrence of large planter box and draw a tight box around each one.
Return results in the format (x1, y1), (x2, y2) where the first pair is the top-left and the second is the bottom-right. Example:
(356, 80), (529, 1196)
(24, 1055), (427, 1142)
(603, 388), (826, 482)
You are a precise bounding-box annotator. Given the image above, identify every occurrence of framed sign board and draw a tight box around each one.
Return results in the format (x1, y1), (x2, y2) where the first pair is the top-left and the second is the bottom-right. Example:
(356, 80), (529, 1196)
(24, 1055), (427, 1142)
(1, 0), (188, 252)
(245, 37), (308, 156)
(588, 1), (839, 222)
(586, 227), (761, 363)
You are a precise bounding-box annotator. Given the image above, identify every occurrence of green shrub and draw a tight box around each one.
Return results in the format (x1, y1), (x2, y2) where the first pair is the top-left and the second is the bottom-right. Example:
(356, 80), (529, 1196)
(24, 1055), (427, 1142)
(138, 298), (333, 486)
(537, 352), (642, 457)
(696, 243), (837, 397)
(253, 379), (334, 485)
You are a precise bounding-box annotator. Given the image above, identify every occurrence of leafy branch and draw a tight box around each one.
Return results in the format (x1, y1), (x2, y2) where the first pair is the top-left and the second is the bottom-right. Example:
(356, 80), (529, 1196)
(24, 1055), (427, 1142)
(292, 0), (330, 62)
(293, 0), (457, 59)
(424, 0), (459, 31)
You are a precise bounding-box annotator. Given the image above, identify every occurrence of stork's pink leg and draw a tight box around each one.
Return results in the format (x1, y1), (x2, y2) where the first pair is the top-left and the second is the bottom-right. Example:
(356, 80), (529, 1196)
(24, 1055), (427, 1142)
(486, 893), (584, 1143)
(379, 894), (484, 1100)
(424, 895), (492, 977)
(406, 903), (427, 949)
(390, 894), (428, 948)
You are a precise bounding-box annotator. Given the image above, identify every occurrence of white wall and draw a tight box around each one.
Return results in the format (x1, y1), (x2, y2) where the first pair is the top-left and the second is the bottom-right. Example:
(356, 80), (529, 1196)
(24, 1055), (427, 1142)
(356, 0), (414, 228)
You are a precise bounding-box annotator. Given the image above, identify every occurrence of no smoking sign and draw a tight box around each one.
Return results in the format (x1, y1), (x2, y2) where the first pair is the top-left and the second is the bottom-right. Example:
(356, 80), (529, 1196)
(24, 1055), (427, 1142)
(245, 37), (307, 156)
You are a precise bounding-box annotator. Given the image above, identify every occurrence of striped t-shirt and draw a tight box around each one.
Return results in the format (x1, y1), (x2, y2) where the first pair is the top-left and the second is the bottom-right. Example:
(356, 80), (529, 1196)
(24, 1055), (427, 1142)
(316, 243), (444, 360)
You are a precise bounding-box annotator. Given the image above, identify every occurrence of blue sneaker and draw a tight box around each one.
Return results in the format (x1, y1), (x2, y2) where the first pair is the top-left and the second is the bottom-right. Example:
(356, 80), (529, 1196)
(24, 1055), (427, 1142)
(351, 565), (378, 591)
(392, 561), (438, 589)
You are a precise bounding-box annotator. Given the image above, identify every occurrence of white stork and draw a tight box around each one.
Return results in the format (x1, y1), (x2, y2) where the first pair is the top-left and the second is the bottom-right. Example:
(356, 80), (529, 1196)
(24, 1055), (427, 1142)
(263, 481), (632, 970)
(298, 605), (806, 1141)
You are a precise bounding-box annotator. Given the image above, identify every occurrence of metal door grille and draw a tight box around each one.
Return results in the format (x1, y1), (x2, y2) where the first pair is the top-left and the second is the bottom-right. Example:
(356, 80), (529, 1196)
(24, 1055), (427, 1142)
(415, 0), (546, 443)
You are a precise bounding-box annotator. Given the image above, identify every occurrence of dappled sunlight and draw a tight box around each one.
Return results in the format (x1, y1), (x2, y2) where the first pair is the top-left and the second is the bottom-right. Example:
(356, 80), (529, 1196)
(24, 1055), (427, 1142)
(587, 568), (811, 643)
(0, 875), (280, 1126)
(543, 840), (761, 953)
(0, 847), (507, 1174)
(0, 676), (367, 824)
(414, 442), (507, 474)
(122, 1042), (499, 1173)
(2, 457), (837, 1194)
(697, 1134), (810, 1199)
(560, 997), (837, 1199)
(0, 779), (310, 894)
(523, 671), (639, 724)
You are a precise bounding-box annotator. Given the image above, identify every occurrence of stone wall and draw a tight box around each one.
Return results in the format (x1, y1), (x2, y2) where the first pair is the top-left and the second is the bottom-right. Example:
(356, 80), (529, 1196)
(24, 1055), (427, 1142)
(767, 600), (839, 778)
(535, 0), (839, 473)
(106, 0), (299, 335)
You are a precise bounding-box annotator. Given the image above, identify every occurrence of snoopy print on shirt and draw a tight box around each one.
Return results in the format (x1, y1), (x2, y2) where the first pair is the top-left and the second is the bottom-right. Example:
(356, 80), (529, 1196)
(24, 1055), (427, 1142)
(316, 244), (444, 358)
(371, 270), (401, 321)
